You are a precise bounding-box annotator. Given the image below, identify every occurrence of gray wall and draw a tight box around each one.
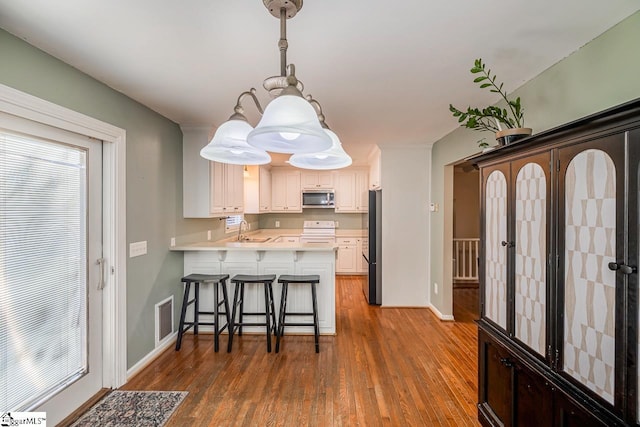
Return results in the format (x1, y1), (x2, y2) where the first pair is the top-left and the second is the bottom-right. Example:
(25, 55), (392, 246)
(429, 11), (640, 317)
(0, 28), (224, 368)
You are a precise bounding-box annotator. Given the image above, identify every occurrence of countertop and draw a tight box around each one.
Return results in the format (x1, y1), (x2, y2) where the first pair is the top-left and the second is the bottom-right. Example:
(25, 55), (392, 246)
(170, 228), (365, 252)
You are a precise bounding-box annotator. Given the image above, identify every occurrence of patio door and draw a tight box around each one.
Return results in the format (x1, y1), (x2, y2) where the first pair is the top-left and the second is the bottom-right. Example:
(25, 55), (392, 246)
(0, 113), (104, 424)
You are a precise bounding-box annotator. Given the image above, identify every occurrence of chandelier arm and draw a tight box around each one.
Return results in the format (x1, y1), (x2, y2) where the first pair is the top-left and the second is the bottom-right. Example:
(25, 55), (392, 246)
(234, 88), (264, 116)
(305, 94), (328, 129)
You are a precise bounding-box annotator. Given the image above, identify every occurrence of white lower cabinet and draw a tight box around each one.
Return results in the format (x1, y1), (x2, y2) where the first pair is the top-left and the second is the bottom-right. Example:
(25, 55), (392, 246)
(358, 238), (368, 273)
(336, 237), (358, 273)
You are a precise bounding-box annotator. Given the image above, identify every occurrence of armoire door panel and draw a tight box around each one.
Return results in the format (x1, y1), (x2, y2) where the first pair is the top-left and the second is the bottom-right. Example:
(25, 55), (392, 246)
(558, 134), (626, 407)
(512, 154), (550, 359)
(484, 167), (509, 331)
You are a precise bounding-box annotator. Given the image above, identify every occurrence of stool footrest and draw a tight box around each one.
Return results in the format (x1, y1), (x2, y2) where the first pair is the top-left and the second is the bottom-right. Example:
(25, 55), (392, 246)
(282, 312), (314, 316)
(282, 322), (316, 327)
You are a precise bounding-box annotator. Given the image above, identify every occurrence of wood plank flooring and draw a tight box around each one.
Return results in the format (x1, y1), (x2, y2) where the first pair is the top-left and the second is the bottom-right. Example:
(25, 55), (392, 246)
(122, 276), (480, 426)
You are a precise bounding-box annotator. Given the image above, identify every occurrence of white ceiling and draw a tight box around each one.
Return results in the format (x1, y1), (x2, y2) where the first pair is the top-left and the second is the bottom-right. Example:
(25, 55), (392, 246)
(1, 0), (638, 165)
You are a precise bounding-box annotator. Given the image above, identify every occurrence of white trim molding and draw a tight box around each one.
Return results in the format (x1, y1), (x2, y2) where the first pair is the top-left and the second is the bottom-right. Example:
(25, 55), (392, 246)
(428, 303), (455, 321)
(0, 83), (128, 388)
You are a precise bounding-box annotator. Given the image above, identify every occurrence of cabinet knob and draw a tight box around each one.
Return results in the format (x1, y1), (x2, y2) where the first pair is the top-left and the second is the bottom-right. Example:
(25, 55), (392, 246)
(608, 262), (637, 274)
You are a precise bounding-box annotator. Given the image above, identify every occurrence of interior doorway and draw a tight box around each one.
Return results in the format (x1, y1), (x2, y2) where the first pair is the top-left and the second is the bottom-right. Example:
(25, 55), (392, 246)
(452, 162), (480, 322)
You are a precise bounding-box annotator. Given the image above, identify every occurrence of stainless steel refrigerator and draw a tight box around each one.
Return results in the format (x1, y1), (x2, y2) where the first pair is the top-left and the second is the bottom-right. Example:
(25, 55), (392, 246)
(363, 189), (381, 304)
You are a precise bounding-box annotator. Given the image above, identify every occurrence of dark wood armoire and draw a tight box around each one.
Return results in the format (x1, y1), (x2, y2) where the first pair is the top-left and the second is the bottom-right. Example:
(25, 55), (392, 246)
(472, 99), (640, 426)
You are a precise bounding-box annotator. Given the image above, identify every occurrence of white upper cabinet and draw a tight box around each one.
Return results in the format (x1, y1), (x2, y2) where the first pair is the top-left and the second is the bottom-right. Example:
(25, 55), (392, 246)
(259, 166), (272, 212)
(335, 168), (368, 213)
(301, 171), (335, 189)
(244, 165), (271, 214)
(271, 168), (301, 212)
(182, 126), (244, 218)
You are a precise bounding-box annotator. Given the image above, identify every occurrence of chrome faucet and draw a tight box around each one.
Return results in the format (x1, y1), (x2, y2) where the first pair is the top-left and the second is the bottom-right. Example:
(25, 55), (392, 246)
(237, 220), (248, 241)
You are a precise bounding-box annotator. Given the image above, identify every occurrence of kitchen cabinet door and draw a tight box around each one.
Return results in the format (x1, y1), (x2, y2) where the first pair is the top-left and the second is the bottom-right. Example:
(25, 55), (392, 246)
(336, 238), (357, 273)
(335, 171), (356, 212)
(301, 171), (334, 189)
(358, 238), (368, 273)
(224, 163), (244, 214)
(271, 169), (301, 212)
(259, 166), (271, 212)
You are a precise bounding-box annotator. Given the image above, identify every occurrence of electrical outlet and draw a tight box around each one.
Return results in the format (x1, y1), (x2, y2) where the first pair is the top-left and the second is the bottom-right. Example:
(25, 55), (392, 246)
(170, 237), (176, 247)
(275, 220), (280, 228)
(207, 230), (212, 240)
(434, 282), (438, 294)
(335, 221), (339, 228)
(129, 241), (147, 258)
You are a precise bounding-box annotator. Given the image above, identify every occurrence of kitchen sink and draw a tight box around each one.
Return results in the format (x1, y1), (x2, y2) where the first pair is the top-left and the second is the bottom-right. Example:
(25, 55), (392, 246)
(239, 237), (271, 243)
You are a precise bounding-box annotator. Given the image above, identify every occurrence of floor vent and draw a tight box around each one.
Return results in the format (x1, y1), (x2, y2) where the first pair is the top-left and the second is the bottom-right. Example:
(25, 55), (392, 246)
(155, 295), (174, 347)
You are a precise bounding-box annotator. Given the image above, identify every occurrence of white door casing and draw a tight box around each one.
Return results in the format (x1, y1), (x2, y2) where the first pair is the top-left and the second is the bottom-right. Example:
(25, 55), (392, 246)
(0, 84), (127, 412)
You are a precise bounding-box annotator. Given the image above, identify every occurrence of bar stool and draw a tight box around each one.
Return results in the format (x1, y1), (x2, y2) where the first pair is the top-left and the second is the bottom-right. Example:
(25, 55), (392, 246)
(275, 274), (320, 353)
(175, 273), (230, 352)
(227, 274), (278, 353)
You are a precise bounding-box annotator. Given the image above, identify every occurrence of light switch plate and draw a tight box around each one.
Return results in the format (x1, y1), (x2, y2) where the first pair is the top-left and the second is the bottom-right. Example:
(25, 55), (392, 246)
(129, 241), (147, 257)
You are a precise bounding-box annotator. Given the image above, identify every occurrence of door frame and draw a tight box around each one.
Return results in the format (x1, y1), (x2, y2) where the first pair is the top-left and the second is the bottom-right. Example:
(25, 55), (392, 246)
(0, 83), (128, 389)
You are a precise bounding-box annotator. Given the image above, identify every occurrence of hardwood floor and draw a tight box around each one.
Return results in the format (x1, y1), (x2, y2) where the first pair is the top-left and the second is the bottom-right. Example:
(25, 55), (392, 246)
(122, 276), (480, 426)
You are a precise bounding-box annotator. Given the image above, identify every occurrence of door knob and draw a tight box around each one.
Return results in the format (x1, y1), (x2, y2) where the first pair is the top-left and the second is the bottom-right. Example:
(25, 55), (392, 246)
(501, 241), (515, 248)
(608, 262), (620, 271)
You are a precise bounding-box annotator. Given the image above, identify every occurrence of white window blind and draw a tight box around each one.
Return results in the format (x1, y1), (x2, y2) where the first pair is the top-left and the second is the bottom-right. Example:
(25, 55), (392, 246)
(225, 214), (243, 233)
(0, 131), (88, 410)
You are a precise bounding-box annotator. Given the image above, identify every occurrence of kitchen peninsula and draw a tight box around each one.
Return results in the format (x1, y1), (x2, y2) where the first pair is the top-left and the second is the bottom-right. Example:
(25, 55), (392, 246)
(170, 233), (337, 334)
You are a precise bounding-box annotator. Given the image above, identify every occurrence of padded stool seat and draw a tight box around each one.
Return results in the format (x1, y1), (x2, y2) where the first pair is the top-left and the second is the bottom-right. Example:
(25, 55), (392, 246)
(175, 273), (230, 352)
(276, 274), (321, 353)
(227, 274), (278, 352)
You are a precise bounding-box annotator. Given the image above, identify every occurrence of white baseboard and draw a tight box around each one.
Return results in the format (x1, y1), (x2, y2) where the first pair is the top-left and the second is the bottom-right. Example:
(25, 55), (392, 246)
(126, 331), (178, 381)
(428, 304), (455, 321)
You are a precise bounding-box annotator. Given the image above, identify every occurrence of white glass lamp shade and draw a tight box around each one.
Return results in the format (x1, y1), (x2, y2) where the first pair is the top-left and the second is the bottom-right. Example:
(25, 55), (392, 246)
(247, 95), (332, 154)
(289, 129), (352, 170)
(200, 119), (271, 165)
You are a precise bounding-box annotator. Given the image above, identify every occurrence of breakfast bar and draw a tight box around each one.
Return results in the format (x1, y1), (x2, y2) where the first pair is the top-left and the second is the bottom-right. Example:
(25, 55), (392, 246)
(170, 238), (337, 335)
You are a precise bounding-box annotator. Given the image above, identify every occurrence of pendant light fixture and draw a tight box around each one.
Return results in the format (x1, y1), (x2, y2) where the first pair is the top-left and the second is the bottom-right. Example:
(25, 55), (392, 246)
(200, 90), (271, 165)
(199, 0), (346, 167)
(289, 95), (352, 169)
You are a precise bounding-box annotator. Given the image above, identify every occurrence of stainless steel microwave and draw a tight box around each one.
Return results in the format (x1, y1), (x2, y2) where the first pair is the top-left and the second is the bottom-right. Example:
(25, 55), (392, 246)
(302, 190), (335, 208)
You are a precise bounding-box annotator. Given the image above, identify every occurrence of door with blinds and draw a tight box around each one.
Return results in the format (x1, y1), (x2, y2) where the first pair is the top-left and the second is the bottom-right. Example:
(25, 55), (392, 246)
(0, 113), (104, 424)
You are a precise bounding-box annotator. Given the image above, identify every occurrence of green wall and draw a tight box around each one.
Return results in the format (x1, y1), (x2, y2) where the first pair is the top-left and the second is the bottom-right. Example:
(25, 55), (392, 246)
(0, 28), (225, 368)
(259, 211), (364, 230)
(429, 11), (640, 317)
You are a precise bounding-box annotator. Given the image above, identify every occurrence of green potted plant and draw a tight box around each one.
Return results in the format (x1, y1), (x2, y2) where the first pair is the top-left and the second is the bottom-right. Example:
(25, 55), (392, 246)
(449, 58), (532, 146)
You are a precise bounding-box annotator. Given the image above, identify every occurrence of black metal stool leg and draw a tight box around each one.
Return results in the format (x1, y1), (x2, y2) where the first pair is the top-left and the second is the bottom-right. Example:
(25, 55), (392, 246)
(311, 282), (320, 353)
(264, 282), (272, 352)
(193, 282), (200, 335)
(175, 281), (191, 351)
(275, 282), (287, 353)
(238, 282), (245, 336)
(227, 282), (241, 353)
(221, 279), (231, 329)
(213, 281), (220, 352)
(268, 282), (278, 336)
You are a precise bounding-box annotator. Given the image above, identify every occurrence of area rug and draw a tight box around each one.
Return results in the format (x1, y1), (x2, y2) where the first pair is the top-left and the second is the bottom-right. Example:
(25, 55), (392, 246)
(70, 390), (188, 427)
